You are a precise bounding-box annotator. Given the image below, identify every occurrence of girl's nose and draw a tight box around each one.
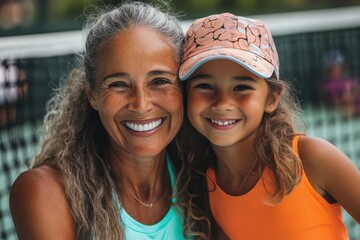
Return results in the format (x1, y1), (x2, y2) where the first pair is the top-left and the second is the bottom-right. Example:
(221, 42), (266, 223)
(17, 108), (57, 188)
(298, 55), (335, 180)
(210, 91), (234, 112)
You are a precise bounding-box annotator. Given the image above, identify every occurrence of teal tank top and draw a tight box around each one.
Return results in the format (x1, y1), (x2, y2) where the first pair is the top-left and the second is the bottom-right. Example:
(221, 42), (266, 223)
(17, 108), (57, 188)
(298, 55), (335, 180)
(114, 155), (186, 240)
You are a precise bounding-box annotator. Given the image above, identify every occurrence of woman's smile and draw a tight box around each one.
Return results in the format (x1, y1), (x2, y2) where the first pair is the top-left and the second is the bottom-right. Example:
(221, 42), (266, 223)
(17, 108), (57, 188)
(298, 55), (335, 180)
(122, 118), (164, 132)
(89, 25), (183, 157)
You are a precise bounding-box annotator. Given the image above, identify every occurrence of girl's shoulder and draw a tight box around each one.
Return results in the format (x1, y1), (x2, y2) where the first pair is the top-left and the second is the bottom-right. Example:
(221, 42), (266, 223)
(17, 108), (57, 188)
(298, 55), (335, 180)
(297, 135), (350, 170)
(10, 165), (76, 239)
(297, 136), (360, 212)
(296, 136), (330, 196)
(297, 136), (337, 162)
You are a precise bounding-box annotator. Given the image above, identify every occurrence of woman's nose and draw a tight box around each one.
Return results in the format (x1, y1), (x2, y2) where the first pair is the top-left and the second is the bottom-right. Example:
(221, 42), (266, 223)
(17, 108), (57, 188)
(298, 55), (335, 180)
(127, 87), (152, 113)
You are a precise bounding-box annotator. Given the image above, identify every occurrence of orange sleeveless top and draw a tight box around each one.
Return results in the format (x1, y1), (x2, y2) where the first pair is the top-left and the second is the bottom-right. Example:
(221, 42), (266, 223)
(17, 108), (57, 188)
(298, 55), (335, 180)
(206, 136), (349, 240)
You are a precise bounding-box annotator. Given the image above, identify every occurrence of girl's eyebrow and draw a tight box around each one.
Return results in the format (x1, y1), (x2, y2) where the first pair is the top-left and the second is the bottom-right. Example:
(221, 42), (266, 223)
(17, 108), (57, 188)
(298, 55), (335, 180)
(233, 76), (256, 82)
(188, 74), (212, 81)
(189, 75), (256, 82)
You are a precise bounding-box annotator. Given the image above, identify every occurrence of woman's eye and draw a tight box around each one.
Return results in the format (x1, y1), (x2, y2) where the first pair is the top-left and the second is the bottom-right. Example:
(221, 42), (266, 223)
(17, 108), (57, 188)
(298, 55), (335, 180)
(152, 78), (171, 86)
(194, 83), (213, 90)
(108, 81), (128, 89)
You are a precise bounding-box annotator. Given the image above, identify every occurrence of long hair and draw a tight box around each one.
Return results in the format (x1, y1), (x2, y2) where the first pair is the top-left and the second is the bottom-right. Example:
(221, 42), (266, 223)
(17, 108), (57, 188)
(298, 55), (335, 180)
(168, 118), (215, 239)
(178, 77), (306, 226)
(31, 2), (189, 239)
(255, 78), (305, 204)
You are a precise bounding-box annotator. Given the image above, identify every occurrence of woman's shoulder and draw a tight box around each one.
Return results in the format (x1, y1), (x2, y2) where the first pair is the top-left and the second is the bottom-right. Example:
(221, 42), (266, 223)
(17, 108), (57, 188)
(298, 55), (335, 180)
(11, 165), (62, 195)
(10, 165), (76, 239)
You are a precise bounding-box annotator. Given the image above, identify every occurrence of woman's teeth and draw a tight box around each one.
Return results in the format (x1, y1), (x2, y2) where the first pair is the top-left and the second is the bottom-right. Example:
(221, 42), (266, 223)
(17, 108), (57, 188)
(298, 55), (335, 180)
(125, 119), (162, 132)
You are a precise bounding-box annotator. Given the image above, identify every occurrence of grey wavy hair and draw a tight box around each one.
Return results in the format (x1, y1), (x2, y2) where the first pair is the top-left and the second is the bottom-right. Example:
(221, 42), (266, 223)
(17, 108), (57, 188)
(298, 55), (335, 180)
(84, 1), (184, 90)
(31, 1), (186, 239)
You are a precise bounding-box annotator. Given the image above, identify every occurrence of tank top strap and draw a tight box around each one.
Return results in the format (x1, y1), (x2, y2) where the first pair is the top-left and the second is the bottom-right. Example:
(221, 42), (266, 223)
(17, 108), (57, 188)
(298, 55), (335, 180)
(291, 135), (301, 157)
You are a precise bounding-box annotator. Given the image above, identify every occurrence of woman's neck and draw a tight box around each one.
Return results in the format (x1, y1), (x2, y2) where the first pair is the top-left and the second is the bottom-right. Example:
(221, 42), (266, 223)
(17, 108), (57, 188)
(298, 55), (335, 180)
(108, 148), (168, 201)
(109, 150), (171, 224)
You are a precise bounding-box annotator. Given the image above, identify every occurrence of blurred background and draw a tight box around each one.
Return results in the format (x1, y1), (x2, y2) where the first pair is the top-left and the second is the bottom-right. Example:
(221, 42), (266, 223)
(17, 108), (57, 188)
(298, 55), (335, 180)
(1, 0), (360, 239)
(1, 0), (360, 36)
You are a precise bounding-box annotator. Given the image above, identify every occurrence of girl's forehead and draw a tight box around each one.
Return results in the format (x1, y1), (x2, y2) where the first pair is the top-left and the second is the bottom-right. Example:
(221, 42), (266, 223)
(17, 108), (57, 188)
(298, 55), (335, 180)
(195, 59), (257, 75)
(189, 60), (264, 82)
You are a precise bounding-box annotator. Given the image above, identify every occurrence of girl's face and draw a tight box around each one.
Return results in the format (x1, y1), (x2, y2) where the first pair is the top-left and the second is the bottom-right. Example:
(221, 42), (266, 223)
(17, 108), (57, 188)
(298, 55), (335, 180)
(186, 59), (278, 148)
(87, 26), (183, 158)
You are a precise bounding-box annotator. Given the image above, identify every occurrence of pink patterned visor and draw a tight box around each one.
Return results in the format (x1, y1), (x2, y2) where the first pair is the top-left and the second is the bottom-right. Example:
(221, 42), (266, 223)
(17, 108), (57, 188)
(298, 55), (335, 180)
(179, 13), (279, 80)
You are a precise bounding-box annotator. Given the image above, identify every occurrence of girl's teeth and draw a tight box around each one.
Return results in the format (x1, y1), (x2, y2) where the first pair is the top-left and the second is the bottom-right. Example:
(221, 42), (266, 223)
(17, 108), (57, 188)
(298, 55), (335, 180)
(211, 119), (236, 126)
(125, 119), (162, 132)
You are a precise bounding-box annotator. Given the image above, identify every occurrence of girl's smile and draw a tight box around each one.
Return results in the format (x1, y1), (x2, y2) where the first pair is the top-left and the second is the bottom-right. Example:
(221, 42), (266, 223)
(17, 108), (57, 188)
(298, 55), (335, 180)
(186, 59), (276, 148)
(206, 118), (241, 131)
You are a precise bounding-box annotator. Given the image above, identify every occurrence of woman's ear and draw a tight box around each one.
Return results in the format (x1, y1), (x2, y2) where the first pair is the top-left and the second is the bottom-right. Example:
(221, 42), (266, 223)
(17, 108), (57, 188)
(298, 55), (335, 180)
(265, 86), (283, 114)
(84, 85), (98, 110)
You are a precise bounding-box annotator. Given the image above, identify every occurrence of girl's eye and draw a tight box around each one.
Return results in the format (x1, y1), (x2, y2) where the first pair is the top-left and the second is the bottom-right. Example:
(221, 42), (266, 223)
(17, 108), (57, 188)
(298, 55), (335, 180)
(194, 83), (213, 90)
(234, 84), (253, 91)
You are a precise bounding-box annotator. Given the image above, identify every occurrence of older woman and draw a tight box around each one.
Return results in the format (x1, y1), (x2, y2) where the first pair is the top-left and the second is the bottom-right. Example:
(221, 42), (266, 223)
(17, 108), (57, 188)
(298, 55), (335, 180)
(9, 2), (212, 239)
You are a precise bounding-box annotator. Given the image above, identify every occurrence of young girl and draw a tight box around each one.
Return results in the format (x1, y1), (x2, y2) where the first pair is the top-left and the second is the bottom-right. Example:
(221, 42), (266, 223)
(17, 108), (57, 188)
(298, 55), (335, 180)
(179, 13), (360, 239)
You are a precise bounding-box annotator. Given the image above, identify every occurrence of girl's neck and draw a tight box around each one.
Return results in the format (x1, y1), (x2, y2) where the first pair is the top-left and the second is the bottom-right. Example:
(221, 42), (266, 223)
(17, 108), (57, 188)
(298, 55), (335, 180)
(212, 134), (257, 170)
(212, 136), (261, 195)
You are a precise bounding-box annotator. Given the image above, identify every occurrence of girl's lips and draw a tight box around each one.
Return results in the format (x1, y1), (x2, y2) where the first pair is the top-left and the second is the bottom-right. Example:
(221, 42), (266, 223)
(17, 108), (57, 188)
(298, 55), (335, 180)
(122, 118), (164, 132)
(209, 118), (237, 126)
(206, 118), (241, 129)
(206, 118), (240, 126)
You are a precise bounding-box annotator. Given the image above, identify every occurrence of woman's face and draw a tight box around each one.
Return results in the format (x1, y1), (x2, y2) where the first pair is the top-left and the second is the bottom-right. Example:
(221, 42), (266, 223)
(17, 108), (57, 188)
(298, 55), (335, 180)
(87, 26), (183, 158)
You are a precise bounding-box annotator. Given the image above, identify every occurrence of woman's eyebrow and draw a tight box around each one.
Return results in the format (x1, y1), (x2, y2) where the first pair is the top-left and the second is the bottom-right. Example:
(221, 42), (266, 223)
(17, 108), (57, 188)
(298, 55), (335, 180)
(103, 72), (128, 82)
(103, 71), (176, 81)
(148, 70), (176, 77)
